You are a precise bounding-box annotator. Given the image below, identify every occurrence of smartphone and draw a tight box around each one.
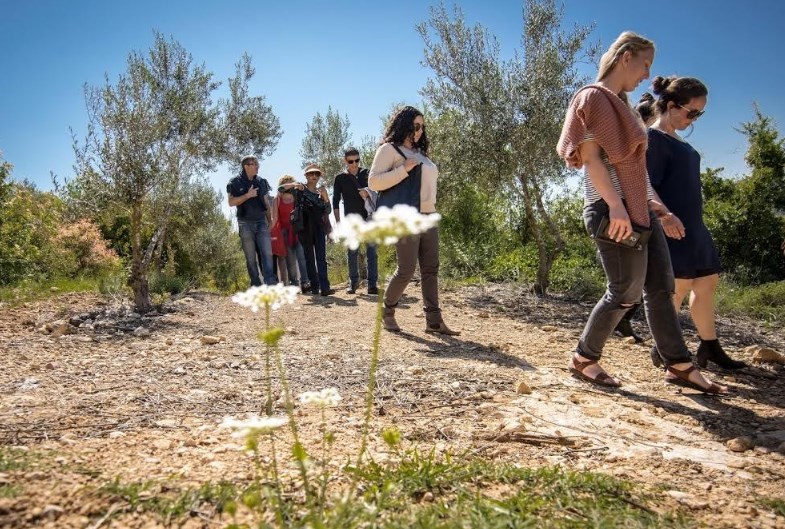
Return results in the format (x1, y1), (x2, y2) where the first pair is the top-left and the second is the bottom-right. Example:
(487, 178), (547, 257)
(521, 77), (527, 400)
(595, 216), (646, 249)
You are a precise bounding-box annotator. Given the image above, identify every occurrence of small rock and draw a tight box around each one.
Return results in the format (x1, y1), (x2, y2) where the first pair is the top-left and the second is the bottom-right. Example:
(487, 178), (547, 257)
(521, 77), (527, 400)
(540, 325), (559, 332)
(727, 436), (754, 452)
(133, 326), (151, 337)
(422, 491), (435, 502)
(200, 335), (221, 345)
(777, 441), (785, 455)
(666, 490), (690, 501)
(751, 347), (785, 365)
(42, 504), (64, 518)
(49, 286), (60, 292)
(68, 316), (83, 326)
(108, 431), (126, 439)
(153, 439), (173, 450)
(623, 336), (638, 345)
(514, 380), (532, 395)
(726, 458), (748, 469)
(45, 362), (55, 370)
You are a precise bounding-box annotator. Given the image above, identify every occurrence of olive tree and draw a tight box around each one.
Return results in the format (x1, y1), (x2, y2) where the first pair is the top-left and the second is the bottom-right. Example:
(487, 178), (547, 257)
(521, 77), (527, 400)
(299, 106), (351, 187)
(71, 32), (281, 311)
(418, 0), (594, 294)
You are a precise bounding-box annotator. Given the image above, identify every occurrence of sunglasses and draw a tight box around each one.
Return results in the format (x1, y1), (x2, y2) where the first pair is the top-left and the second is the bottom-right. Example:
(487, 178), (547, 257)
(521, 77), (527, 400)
(346, 159), (360, 165)
(678, 104), (705, 120)
(414, 123), (425, 132)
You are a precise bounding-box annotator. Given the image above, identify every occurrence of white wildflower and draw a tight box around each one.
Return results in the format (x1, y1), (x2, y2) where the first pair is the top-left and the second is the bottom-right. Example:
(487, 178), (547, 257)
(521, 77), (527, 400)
(231, 283), (300, 312)
(297, 387), (343, 407)
(219, 414), (287, 438)
(331, 205), (441, 249)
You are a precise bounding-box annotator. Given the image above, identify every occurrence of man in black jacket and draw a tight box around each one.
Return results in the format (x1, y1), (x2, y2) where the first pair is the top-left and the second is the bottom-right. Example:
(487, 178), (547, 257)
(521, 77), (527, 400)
(332, 148), (378, 294)
(227, 155), (277, 286)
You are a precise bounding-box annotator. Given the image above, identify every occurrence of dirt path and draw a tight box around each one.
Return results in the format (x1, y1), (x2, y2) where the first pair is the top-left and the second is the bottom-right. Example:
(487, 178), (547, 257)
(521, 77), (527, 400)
(1, 284), (784, 528)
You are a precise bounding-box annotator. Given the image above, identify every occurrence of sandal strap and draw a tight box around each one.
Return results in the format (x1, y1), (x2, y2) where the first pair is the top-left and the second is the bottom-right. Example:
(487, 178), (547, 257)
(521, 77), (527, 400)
(572, 355), (598, 371)
(666, 363), (696, 380)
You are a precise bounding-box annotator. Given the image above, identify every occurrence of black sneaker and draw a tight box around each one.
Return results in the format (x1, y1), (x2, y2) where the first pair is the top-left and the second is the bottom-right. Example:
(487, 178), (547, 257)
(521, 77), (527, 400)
(321, 288), (336, 296)
(367, 285), (379, 295)
(346, 284), (358, 294)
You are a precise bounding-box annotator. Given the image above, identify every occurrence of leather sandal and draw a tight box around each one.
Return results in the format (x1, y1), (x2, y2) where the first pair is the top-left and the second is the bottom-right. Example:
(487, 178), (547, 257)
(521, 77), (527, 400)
(568, 355), (621, 388)
(665, 364), (728, 394)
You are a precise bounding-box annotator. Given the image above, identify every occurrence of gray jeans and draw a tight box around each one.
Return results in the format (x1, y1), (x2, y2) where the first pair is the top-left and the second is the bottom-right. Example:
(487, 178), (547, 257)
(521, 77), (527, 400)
(578, 200), (691, 365)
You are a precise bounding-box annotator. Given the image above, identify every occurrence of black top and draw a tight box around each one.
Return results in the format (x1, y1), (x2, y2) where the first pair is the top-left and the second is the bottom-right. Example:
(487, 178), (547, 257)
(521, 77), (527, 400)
(647, 128), (722, 278)
(332, 168), (370, 219)
(226, 172), (271, 222)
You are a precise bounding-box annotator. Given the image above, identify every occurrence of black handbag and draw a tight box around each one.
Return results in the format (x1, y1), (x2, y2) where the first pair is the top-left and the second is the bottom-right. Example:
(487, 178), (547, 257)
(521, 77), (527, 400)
(290, 198), (305, 233)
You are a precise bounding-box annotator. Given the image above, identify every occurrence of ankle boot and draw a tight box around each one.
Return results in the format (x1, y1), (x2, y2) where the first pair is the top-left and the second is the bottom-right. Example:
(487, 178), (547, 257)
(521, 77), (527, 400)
(382, 303), (400, 332)
(615, 318), (644, 343)
(696, 339), (746, 370)
(424, 309), (460, 336)
(650, 345), (664, 368)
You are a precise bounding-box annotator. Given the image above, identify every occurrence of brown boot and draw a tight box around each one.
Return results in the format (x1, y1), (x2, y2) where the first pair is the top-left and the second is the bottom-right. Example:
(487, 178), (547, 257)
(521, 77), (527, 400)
(424, 309), (460, 336)
(383, 303), (400, 332)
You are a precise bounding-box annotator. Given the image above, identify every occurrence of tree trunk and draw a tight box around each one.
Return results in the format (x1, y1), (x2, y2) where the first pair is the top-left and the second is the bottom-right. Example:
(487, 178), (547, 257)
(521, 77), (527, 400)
(129, 202), (153, 313)
(518, 175), (550, 297)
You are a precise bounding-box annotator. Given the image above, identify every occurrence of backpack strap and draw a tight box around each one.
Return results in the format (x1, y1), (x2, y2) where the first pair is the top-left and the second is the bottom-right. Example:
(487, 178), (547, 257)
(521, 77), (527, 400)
(390, 143), (407, 159)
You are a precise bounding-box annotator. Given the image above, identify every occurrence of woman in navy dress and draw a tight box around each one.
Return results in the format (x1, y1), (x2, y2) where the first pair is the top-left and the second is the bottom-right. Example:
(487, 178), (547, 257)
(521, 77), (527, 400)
(643, 76), (745, 370)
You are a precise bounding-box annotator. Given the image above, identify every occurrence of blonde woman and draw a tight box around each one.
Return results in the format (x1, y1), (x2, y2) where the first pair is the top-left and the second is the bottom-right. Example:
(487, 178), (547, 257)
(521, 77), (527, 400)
(272, 174), (308, 290)
(556, 32), (727, 394)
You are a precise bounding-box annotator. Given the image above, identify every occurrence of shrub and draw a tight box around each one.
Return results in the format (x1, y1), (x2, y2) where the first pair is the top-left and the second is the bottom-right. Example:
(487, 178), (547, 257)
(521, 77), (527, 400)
(53, 219), (121, 277)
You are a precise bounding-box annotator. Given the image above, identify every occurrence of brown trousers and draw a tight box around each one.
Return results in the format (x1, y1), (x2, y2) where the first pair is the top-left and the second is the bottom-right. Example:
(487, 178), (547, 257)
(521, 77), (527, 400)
(384, 226), (441, 323)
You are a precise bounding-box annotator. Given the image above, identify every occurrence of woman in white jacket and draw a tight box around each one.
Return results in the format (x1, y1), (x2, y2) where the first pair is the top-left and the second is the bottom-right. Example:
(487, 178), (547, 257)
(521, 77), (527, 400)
(369, 106), (458, 335)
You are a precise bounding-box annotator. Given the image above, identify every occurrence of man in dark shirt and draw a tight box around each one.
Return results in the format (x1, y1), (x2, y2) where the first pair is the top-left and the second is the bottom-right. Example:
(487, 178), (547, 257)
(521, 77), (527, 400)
(332, 147), (378, 294)
(227, 155), (277, 286)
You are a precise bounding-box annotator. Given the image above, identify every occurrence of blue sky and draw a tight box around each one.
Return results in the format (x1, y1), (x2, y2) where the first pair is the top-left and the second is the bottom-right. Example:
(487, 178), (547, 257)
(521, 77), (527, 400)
(1, 0), (784, 208)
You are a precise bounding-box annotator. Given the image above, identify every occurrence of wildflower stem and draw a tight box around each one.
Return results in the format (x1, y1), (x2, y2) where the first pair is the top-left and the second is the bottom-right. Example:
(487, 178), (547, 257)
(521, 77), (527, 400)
(269, 432), (285, 526)
(264, 304), (273, 416)
(358, 286), (384, 462)
(273, 343), (313, 500)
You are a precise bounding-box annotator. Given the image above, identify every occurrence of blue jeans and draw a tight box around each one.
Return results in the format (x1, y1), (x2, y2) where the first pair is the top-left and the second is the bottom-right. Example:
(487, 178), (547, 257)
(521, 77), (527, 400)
(238, 219), (277, 286)
(578, 199), (691, 365)
(347, 243), (378, 287)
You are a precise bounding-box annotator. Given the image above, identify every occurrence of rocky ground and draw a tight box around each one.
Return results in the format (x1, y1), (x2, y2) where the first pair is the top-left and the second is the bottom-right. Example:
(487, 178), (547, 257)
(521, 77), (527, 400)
(1, 283), (784, 528)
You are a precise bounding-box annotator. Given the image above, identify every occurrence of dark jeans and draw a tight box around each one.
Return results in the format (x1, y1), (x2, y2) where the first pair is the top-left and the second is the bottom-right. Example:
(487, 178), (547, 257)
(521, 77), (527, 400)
(238, 219), (277, 287)
(300, 225), (330, 293)
(348, 243), (378, 288)
(578, 200), (691, 365)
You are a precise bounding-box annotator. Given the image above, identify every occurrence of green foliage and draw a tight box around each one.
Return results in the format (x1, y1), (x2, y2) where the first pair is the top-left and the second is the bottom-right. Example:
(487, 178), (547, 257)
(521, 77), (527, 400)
(99, 478), (240, 520)
(300, 106), (352, 186)
(95, 455), (689, 528)
(0, 178), (63, 285)
(148, 272), (191, 295)
(439, 185), (515, 279)
(0, 276), (104, 304)
(761, 497), (785, 517)
(716, 279), (785, 324)
(0, 447), (31, 472)
(702, 109), (785, 285)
